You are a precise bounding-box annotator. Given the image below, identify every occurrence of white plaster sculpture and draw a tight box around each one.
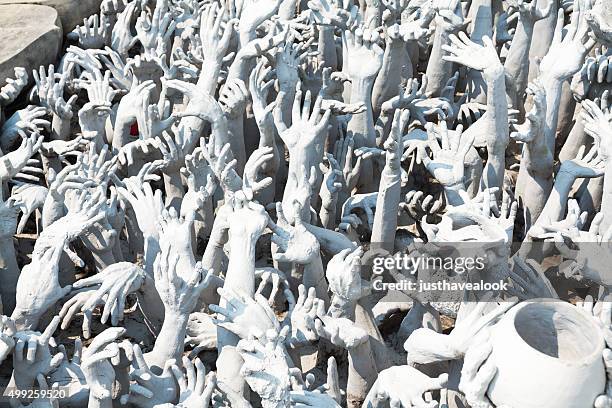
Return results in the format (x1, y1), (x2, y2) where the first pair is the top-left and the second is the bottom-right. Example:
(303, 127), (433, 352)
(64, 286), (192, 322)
(0, 0), (610, 406)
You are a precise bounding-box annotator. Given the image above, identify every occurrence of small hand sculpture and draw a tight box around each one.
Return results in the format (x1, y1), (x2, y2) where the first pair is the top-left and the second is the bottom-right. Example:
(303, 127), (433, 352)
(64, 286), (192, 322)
(287, 285), (324, 347)
(171, 356), (217, 408)
(242, 146), (274, 200)
(290, 390), (341, 408)
(237, 327), (291, 408)
(199, 3), (236, 64)
(154, 234), (212, 316)
(326, 247), (364, 302)
(210, 288), (280, 340)
(342, 192), (377, 230)
(314, 315), (369, 349)
(0, 67), (28, 107)
(418, 121), (474, 191)
(1, 106), (49, 151)
(185, 312), (218, 357)
(458, 331), (496, 408)
(122, 344), (178, 407)
(510, 80), (546, 144)
(269, 201), (320, 264)
(364, 365), (448, 408)
(135, 0), (177, 54)
(0, 316), (16, 363)
(308, 0), (358, 29)
(117, 180), (165, 239)
(82, 327), (125, 404)
(111, 2), (139, 55)
(32, 65), (78, 120)
(343, 26), (384, 81)
(70, 262), (145, 326)
(48, 338), (87, 406)
(442, 33), (503, 76)
(12, 317), (64, 389)
(0, 132), (43, 183)
(404, 295), (517, 364)
(68, 14), (110, 49)
(539, 5), (596, 81)
(506, 255), (558, 300)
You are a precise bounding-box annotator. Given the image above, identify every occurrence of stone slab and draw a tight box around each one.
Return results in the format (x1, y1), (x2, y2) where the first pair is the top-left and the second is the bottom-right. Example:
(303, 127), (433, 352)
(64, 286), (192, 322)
(0, 4), (62, 86)
(0, 0), (103, 32)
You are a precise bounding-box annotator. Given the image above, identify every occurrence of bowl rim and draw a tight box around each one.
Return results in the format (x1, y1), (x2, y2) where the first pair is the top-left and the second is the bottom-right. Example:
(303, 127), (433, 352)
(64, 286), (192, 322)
(503, 298), (605, 364)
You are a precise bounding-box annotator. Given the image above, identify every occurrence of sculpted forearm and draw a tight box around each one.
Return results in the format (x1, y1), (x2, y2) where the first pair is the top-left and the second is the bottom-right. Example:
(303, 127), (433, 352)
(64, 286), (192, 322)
(90, 250), (117, 273)
(302, 256), (330, 305)
(0, 238), (19, 314)
(201, 223), (229, 273)
(504, 21), (534, 109)
(137, 273), (166, 330)
(177, 97), (228, 154)
(348, 79), (376, 191)
(541, 74), (565, 153)
(425, 26), (455, 96)
(319, 200), (337, 229)
(485, 67), (509, 150)
(51, 115), (71, 141)
(517, 147), (554, 227)
(601, 163), (612, 231)
(143, 235), (161, 276)
(480, 68), (508, 192)
(217, 234), (258, 352)
(464, 0), (492, 102)
(111, 119), (132, 154)
(163, 171), (185, 211)
(527, 0), (557, 81)
(225, 235), (257, 296)
(559, 116), (588, 162)
(347, 339), (377, 408)
(304, 223), (358, 255)
(348, 79), (376, 148)
(371, 171), (401, 251)
(226, 116), (246, 174)
(198, 60), (223, 97)
(354, 301), (390, 371)
(532, 170), (575, 230)
(318, 26), (338, 70)
(372, 42), (410, 116)
(147, 311), (189, 370)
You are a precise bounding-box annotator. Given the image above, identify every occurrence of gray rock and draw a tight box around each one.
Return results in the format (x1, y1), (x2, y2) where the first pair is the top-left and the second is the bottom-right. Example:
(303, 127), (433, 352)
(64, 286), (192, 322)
(0, 0), (103, 32)
(588, 0), (612, 46)
(0, 4), (62, 86)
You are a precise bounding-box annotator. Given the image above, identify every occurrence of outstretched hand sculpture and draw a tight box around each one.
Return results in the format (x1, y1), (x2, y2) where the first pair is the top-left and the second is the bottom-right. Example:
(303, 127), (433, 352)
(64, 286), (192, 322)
(0, 0), (610, 406)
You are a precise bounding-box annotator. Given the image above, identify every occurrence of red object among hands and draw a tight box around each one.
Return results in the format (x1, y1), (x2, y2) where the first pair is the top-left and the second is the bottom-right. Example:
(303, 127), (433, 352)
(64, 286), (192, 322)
(130, 122), (139, 136)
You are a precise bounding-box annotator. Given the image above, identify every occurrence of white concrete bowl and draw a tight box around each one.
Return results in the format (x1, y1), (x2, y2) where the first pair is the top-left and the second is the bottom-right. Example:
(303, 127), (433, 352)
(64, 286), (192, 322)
(487, 299), (606, 408)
